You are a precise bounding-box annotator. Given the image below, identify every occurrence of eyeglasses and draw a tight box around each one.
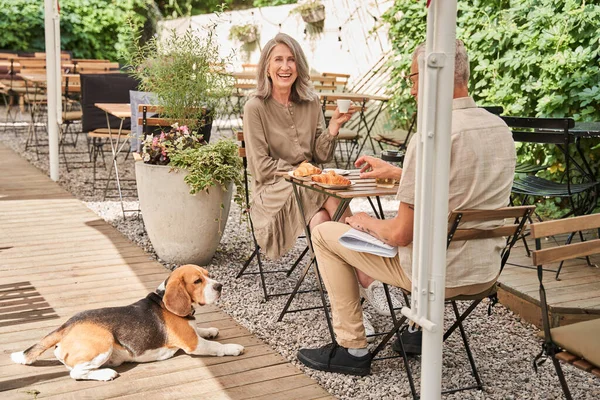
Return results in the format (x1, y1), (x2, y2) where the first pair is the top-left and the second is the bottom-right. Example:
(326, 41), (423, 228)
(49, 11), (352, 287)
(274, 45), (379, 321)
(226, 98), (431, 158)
(406, 72), (419, 88)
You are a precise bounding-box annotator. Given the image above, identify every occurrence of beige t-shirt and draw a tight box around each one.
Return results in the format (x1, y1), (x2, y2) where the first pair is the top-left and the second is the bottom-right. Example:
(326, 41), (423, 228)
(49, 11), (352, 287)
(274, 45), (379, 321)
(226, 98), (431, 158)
(396, 97), (516, 288)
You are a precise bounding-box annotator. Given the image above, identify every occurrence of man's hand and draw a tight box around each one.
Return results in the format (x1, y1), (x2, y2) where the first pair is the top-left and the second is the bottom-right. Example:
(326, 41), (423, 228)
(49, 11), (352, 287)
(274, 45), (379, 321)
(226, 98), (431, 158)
(345, 212), (375, 233)
(355, 155), (402, 180)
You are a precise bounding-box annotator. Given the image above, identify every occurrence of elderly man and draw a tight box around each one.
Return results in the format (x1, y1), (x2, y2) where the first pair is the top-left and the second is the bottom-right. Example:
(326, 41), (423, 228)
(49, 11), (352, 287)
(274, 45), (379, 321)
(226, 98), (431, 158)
(297, 40), (516, 376)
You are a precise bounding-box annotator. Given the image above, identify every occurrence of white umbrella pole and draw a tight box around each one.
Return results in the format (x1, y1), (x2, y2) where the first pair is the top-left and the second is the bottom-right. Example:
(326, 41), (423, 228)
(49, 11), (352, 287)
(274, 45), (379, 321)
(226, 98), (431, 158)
(400, 0), (457, 399)
(44, 0), (61, 181)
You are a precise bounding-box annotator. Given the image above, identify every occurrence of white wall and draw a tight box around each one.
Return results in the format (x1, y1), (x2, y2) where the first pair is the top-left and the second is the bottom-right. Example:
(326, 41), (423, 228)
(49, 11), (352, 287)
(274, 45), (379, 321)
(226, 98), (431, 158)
(161, 0), (393, 86)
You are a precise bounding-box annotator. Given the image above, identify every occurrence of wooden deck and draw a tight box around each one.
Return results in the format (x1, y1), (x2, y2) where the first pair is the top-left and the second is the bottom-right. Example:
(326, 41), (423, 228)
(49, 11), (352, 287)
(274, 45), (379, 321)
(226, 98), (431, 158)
(499, 234), (600, 328)
(0, 143), (333, 400)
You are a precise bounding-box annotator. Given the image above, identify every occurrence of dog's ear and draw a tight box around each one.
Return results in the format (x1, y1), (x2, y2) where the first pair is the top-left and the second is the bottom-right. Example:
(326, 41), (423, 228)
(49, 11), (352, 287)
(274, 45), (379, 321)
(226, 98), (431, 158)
(164, 277), (192, 316)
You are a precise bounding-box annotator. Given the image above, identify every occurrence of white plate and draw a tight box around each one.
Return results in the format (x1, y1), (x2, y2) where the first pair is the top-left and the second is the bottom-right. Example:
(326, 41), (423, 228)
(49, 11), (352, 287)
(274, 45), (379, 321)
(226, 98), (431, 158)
(322, 168), (350, 176)
(314, 181), (356, 190)
(287, 170), (320, 180)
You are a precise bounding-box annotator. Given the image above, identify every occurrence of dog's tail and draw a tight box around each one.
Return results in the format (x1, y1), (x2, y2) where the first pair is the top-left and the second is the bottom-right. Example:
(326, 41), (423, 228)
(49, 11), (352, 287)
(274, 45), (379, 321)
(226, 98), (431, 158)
(11, 326), (66, 365)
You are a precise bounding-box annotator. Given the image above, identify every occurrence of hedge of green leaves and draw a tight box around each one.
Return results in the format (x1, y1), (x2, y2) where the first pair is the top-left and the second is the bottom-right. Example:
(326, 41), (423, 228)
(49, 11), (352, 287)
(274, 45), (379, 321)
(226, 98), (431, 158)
(0, 0), (144, 61)
(383, 0), (600, 217)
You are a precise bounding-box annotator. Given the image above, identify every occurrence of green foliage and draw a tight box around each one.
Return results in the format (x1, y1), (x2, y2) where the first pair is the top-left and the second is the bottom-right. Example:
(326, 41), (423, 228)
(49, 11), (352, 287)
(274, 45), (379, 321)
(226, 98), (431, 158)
(383, 0), (600, 215)
(253, 0), (297, 7)
(169, 139), (246, 211)
(229, 23), (258, 42)
(124, 26), (234, 128)
(289, 0), (323, 15)
(0, 0), (145, 61)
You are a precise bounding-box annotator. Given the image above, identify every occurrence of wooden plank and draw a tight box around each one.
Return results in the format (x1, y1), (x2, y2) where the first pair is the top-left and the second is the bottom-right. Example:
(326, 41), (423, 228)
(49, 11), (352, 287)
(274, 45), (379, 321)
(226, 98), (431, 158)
(452, 225), (521, 241)
(555, 351), (579, 363)
(572, 359), (594, 372)
(532, 239), (600, 266)
(531, 214), (600, 238)
(456, 206), (534, 222)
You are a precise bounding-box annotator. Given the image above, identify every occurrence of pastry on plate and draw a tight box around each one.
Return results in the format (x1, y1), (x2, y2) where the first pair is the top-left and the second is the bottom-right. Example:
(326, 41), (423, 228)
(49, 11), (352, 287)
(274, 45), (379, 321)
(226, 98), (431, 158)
(311, 170), (351, 186)
(293, 161), (322, 177)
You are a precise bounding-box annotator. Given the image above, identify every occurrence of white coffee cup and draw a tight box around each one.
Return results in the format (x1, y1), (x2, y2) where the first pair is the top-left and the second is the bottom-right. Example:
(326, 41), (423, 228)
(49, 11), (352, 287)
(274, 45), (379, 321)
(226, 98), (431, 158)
(337, 99), (351, 113)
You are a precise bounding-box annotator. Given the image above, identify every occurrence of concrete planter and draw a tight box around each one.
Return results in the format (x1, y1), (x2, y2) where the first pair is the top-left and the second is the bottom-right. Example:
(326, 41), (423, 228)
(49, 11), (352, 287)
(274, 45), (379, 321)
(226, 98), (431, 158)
(135, 161), (233, 266)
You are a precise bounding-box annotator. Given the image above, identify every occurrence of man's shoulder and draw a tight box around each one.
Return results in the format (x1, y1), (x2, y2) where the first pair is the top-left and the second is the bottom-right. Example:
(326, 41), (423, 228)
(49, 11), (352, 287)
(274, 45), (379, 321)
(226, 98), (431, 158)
(452, 106), (510, 134)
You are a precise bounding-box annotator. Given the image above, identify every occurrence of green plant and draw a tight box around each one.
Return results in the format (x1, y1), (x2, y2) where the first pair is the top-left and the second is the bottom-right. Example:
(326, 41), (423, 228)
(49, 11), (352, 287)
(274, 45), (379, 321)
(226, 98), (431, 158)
(289, 0), (324, 16)
(140, 123), (245, 211)
(229, 23), (258, 43)
(124, 25), (234, 129)
(141, 123), (205, 165)
(169, 138), (246, 211)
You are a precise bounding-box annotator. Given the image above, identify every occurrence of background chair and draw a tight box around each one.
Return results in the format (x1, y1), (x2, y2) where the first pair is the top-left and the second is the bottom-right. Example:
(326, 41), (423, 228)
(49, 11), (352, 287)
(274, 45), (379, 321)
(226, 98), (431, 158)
(530, 213), (600, 400)
(501, 116), (600, 279)
(370, 205), (535, 399)
(81, 73), (138, 195)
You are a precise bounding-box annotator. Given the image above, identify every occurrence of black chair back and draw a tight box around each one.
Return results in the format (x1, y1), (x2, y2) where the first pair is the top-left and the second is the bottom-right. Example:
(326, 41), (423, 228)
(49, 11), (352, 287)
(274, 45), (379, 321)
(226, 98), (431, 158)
(80, 73), (138, 132)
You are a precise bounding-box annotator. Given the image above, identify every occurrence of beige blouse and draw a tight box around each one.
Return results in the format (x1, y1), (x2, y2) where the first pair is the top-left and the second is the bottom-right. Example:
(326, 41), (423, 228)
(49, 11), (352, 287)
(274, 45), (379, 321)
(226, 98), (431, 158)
(244, 94), (337, 259)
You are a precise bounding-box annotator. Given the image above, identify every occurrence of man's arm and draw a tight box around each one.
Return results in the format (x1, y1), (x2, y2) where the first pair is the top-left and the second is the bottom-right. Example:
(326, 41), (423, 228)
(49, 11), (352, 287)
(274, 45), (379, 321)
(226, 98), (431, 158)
(355, 155), (402, 181)
(345, 202), (414, 247)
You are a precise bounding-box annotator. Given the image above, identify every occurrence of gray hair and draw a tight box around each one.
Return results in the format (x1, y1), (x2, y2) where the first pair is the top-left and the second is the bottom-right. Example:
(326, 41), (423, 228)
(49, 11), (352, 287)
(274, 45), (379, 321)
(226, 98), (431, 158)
(254, 33), (316, 102)
(413, 39), (470, 85)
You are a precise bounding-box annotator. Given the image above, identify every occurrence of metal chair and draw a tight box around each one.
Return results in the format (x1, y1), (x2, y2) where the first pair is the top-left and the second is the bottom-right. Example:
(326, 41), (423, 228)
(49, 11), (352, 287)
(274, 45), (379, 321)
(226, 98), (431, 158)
(370, 205), (535, 399)
(530, 213), (600, 400)
(502, 116), (600, 279)
(235, 131), (309, 301)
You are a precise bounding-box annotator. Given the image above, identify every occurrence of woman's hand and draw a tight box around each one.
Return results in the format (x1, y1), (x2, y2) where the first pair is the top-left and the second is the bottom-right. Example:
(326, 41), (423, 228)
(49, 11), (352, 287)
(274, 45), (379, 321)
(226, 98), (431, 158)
(328, 106), (356, 136)
(355, 155), (402, 180)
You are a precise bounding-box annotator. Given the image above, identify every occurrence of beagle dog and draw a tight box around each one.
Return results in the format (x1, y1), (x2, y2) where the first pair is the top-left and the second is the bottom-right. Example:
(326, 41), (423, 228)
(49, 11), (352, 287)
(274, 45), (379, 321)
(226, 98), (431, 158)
(11, 264), (244, 381)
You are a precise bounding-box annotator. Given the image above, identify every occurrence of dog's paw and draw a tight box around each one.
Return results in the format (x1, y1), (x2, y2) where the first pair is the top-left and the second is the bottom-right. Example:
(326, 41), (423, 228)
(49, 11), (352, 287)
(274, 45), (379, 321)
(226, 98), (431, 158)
(11, 351), (28, 365)
(84, 368), (119, 381)
(223, 343), (244, 356)
(203, 327), (219, 339)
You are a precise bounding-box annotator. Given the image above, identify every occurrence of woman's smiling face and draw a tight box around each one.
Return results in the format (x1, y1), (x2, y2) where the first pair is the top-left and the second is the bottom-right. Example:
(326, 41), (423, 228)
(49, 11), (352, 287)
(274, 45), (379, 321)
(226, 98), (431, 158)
(268, 43), (298, 92)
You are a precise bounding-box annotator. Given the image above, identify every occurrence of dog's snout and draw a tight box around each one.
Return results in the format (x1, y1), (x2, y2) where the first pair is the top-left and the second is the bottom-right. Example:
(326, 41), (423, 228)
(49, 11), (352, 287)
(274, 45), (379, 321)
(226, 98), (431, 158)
(213, 283), (222, 292)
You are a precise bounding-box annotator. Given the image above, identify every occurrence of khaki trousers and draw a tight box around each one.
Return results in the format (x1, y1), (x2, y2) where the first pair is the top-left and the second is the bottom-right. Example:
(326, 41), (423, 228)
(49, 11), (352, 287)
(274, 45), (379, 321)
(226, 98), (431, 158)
(311, 221), (495, 349)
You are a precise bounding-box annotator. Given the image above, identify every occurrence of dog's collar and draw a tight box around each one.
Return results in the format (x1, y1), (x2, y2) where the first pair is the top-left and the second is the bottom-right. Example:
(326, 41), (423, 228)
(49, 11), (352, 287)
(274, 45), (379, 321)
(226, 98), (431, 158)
(149, 291), (195, 319)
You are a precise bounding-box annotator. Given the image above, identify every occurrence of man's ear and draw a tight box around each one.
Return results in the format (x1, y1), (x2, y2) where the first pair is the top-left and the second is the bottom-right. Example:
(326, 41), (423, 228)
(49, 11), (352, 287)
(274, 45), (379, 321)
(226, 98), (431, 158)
(163, 278), (191, 316)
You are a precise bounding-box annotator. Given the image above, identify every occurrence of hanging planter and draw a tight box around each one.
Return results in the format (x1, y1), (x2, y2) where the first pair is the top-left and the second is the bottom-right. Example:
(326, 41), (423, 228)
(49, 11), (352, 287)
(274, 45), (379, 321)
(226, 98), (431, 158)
(290, 1), (326, 24)
(229, 23), (259, 44)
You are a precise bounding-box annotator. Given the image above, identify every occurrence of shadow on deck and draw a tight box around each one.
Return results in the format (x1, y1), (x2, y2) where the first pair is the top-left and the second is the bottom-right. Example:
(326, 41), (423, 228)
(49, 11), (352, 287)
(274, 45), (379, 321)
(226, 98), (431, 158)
(0, 143), (332, 399)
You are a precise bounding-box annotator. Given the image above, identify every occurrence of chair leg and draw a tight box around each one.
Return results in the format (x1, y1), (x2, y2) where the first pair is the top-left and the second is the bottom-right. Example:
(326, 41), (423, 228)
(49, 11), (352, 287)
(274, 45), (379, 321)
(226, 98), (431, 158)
(236, 245), (259, 279)
(277, 258), (322, 321)
(451, 301), (483, 390)
(551, 357), (573, 400)
(285, 245), (309, 277)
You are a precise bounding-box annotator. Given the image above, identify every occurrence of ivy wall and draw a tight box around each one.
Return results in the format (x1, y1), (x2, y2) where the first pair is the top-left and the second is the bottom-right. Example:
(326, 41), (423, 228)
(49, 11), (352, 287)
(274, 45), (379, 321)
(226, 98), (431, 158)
(383, 0), (600, 217)
(0, 0), (145, 61)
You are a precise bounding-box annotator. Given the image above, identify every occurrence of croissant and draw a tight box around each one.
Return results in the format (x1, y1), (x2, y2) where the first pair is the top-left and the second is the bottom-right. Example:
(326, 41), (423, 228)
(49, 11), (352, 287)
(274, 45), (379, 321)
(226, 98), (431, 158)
(293, 161), (322, 177)
(311, 170), (351, 185)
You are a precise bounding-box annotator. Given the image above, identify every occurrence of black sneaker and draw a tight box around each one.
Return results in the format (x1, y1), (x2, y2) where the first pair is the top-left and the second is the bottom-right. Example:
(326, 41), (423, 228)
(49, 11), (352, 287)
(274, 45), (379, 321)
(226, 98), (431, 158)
(392, 328), (422, 355)
(297, 343), (371, 376)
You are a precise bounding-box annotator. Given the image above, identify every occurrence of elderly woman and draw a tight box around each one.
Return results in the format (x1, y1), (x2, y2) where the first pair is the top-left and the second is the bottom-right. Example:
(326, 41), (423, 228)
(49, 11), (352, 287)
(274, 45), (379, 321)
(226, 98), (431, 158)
(244, 33), (401, 324)
(244, 33), (352, 259)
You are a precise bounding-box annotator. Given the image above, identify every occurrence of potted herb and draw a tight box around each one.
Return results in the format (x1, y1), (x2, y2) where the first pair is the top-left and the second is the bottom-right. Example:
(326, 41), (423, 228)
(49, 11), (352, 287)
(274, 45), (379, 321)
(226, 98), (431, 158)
(229, 23), (259, 44)
(290, 0), (326, 24)
(125, 25), (244, 266)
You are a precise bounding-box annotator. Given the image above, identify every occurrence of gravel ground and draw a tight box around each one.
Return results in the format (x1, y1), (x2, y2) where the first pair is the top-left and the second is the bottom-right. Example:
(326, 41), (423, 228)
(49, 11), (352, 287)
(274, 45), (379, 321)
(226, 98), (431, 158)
(1, 110), (598, 399)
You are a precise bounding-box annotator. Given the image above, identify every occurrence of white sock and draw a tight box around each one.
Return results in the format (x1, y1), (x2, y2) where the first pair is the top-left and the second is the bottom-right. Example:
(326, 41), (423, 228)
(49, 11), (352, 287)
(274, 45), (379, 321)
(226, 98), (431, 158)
(348, 347), (369, 357)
